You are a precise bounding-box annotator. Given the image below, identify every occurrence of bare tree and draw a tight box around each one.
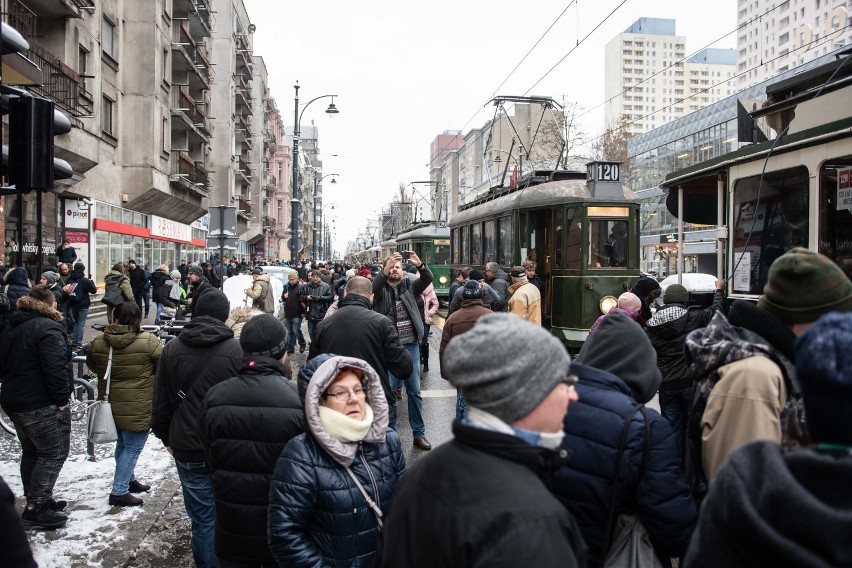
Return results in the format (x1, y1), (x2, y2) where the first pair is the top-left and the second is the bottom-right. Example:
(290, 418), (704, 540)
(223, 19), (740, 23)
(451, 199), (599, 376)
(536, 97), (591, 170)
(592, 114), (633, 165)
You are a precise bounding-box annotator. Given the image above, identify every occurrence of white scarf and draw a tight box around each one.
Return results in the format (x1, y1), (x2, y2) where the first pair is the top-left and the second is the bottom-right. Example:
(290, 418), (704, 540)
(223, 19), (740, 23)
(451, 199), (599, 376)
(318, 403), (374, 443)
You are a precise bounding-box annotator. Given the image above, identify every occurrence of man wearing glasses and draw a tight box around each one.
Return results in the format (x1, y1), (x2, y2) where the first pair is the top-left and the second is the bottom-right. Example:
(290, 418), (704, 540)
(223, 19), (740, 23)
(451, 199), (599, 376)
(378, 313), (587, 567)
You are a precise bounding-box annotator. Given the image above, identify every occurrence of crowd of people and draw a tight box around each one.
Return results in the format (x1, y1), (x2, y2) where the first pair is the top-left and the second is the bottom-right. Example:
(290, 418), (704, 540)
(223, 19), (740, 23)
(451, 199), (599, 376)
(1, 246), (852, 567)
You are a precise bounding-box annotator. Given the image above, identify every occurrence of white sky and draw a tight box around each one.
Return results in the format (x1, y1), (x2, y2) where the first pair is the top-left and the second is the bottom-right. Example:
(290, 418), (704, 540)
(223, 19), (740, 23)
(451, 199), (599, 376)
(243, 0), (737, 255)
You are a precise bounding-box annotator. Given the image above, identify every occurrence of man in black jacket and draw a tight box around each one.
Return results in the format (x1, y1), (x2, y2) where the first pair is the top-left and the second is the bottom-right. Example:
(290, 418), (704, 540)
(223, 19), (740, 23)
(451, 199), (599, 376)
(150, 290), (241, 568)
(645, 279), (723, 454)
(310, 276), (412, 407)
(184, 265), (213, 316)
(373, 251), (434, 450)
(0, 286), (72, 530)
(299, 270), (333, 343)
(198, 314), (305, 567)
(66, 262), (98, 349)
(377, 314), (586, 567)
(127, 259), (147, 313)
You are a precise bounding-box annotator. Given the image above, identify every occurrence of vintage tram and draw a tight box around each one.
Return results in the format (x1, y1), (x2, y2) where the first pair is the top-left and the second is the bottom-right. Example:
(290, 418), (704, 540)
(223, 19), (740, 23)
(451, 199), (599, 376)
(659, 50), (852, 300)
(394, 223), (452, 299)
(450, 161), (641, 350)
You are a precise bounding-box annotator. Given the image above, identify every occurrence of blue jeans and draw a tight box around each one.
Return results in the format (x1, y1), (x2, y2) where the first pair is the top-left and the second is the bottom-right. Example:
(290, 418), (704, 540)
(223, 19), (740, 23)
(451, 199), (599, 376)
(155, 302), (163, 321)
(112, 429), (149, 495)
(388, 342), (425, 438)
(456, 388), (467, 420)
(72, 306), (89, 346)
(285, 316), (306, 351)
(307, 319), (320, 343)
(659, 387), (692, 457)
(6, 405), (71, 506)
(134, 291), (145, 313)
(176, 460), (217, 568)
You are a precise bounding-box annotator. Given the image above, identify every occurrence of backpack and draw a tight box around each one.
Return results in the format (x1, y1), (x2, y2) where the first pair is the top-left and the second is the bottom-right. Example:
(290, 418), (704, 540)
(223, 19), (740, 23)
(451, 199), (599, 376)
(102, 277), (128, 308)
(67, 280), (86, 303)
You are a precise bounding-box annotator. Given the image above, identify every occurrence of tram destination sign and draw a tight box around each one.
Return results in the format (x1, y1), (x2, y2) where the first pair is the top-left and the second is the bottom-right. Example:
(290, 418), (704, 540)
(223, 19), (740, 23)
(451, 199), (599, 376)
(588, 161), (621, 183)
(839, 167), (852, 212)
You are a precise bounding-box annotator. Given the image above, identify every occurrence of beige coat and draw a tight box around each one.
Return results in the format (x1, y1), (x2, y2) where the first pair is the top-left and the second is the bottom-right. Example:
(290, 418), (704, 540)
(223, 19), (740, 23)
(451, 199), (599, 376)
(701, 355), (787, 482)
(245, 273), (275, 314)
(508, 281), (542, 326)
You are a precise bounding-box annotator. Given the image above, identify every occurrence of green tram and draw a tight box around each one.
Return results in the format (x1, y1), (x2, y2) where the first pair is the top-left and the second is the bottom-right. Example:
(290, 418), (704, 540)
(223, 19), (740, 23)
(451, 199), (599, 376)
(449, 161), (640, 350)
(394, 223), (452, 300)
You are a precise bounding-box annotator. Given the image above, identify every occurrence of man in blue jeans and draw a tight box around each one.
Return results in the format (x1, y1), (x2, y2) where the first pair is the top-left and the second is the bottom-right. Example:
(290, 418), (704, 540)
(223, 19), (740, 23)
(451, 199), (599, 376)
(373, 251), (434, 450)
(0, 286), (73, 529)
(282, 272), (307, 353)
(151, 290), (242, 567)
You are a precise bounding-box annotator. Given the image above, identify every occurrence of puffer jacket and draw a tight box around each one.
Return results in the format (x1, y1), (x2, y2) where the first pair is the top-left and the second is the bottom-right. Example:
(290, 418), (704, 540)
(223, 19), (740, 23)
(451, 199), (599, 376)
(245, 273), (275, 313)
(487, 268), (511, 311)
(149, 269), (170, 303)
(269, 355), (405, 568)
(0, 296), (72, 411)
(198, 355), (305, 565)
(87, 325), (162, 432)
(2, 267), (30, 323)
(645, 289), (723, 390)
(551, 312), (696, 567)
(150, 316), (242, 459)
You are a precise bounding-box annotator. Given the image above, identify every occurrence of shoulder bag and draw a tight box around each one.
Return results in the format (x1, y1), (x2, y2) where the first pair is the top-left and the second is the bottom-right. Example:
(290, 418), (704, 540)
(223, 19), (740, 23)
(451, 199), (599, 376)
(602, 404), (662, 568)
(87, 346), (119, 444)
(345, 466), (383, 530)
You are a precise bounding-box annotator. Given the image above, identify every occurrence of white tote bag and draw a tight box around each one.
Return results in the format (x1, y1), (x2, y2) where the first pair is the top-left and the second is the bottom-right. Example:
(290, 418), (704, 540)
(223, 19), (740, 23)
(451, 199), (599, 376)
(87, 346), (118, 444)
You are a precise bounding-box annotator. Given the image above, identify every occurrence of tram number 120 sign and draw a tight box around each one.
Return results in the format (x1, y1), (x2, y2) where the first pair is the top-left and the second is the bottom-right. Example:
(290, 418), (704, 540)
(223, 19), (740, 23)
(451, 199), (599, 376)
(588, 162), (621, 182)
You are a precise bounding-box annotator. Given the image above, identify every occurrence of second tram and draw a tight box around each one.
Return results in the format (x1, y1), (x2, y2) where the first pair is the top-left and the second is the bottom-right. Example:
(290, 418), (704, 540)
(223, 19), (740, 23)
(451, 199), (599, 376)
(394, 223), (452, 300)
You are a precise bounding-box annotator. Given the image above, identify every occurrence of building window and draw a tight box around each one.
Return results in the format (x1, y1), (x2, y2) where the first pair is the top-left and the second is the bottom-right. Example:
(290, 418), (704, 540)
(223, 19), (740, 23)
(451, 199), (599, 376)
(78, 45), (88, 76)
(162, 49), (169, 81)
(102, 17), (116, 59)
(162, 118), (168, 153)
(102, 96), (114, 135)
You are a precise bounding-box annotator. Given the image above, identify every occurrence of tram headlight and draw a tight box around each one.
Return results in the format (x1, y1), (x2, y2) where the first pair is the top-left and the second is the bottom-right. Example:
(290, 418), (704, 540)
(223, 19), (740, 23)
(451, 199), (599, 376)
(599, 295), (618, 315)
(439, 276), (448, 285)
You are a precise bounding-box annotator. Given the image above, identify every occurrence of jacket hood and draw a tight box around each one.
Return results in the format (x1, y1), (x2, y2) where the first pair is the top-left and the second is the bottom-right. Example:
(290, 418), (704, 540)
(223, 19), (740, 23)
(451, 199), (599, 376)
(104, 271), (126, 285)
(103, 324), (146, 349)
(492, 268), (510, 283)
(253, 273), (270, 284)
(6, 267), (30, 287)
(728, 299), (797, 361)
(575, 311), (661, 403)
(178, 316), (235, 347)
(12, 295), (63, 323)
(302, 355), (389, 468)
(645, 305), (689, 339)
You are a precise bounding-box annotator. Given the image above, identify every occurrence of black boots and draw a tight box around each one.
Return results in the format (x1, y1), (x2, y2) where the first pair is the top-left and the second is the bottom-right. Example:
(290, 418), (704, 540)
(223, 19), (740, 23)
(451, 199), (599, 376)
(22, 504), (68, 529)
(421, 343), (430, 372)
(109, 493), (143, 507)
(128, 480), (151, 493)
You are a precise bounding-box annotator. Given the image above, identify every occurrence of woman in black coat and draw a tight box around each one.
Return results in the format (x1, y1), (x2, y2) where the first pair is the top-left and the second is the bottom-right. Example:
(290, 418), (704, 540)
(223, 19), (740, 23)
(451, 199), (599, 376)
(268, 355), (405, 567)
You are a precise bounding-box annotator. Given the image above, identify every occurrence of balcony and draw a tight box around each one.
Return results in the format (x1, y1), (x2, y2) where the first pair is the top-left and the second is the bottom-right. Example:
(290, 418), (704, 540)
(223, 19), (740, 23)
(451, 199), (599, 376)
(169, 150), (209, 196)
(172, 0), (212, 38)
(236, 113), (253, 148)
(263, 216), (277, 230)
(170, 87), (212, 140)
(238, 197), (252, 216)
(235, 35), (253, 73)
(171, 20), (211, 90)
(1, 0), (93, 116)
(9, 0), (81, 18)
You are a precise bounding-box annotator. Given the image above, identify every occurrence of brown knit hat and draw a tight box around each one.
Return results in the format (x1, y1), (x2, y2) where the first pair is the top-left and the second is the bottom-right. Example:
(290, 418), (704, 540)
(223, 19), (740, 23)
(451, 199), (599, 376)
(757, 247), (852, 324)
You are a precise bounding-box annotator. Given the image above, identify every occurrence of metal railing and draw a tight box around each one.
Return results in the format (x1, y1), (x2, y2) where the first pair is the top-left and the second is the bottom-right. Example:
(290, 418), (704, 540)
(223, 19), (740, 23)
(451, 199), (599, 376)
(169, 151), (209, 192)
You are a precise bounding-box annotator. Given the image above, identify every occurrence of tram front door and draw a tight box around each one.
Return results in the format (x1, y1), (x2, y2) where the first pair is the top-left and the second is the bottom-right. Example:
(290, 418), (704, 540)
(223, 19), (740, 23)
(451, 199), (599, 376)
(521, 210), (554, 324)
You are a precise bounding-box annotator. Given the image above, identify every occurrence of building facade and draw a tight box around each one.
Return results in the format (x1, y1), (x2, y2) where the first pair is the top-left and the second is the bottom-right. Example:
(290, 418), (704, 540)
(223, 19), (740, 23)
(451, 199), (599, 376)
(736, 0), (851, 88)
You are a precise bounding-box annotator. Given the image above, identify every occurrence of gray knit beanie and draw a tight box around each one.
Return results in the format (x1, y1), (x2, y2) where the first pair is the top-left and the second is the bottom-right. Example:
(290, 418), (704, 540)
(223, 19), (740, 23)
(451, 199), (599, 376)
(442, 313), (570, 423)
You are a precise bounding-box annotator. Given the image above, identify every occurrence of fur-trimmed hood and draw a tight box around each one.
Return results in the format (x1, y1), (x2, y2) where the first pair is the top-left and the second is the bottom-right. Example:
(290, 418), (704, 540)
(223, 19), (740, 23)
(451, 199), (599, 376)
(225, 307), (264, 339)
(15, 295), (63, 322)
(303, 355), (389, 468)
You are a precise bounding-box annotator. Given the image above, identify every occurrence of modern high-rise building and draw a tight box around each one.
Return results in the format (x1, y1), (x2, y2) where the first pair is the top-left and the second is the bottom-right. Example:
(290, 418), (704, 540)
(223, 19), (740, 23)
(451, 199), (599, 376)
(604, 18), (736, 135)
(735, 0), (851, 88)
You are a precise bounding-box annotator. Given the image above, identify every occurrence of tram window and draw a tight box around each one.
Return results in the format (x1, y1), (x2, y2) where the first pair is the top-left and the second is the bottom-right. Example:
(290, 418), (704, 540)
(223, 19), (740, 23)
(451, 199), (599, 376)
(461, 226), (470, 264)
(452, 229), (459, 263)
(565, 208), (582, 269)
(484, 220), (496, 263)
(434, 242), (450, 265)
(589, 219), (629, 268)
(818, 158), (852, 267)
(499, 216), (513, 265)
(471, 223), (482, 265)
(732, 166), (809, 294)
(414, 243), (425, 263)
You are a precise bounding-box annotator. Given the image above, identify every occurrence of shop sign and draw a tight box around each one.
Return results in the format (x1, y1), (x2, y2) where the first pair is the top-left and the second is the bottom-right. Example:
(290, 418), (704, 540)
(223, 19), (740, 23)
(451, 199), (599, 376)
(64, 199), (90, 229)
(839, 167), (852, 212)
(151, 216), (191, 242)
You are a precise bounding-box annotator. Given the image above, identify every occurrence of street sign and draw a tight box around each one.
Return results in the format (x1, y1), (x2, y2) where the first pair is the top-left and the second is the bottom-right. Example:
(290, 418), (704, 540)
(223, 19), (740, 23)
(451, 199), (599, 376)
(208, 206), (237, 237)
(206, 237), (239, 250)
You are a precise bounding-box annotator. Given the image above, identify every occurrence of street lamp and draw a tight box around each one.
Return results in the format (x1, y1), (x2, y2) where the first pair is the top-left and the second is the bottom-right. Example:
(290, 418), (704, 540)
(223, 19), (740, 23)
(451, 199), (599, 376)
(312, 174), (338, 259)
(316, 202), (336, 260)
(290, 82), (339, 263)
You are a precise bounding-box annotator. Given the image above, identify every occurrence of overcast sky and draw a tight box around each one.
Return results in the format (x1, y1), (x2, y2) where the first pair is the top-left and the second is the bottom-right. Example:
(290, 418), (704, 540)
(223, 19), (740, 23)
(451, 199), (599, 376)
(243, 0), (737, 254)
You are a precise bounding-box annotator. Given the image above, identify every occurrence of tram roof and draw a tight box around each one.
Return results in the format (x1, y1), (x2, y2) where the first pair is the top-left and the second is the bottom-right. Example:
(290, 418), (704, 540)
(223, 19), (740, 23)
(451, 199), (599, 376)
(395, 223), (451, 240)
(450, 178), (638, 227)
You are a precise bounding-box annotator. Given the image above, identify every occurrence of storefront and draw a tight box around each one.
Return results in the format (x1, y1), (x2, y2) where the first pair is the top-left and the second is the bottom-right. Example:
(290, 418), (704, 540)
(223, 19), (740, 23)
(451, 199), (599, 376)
(2, 191), (61, 281)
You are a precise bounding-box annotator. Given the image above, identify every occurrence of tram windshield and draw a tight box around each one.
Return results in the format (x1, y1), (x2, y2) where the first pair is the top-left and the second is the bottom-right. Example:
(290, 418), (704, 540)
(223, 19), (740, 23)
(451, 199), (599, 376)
(589, 219), (629, 268)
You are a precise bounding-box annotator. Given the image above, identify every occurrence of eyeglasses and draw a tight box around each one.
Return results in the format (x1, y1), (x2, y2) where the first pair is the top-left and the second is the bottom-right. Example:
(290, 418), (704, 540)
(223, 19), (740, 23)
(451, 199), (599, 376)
(562, 375), (579, 392)
(323, 387), (366, 402)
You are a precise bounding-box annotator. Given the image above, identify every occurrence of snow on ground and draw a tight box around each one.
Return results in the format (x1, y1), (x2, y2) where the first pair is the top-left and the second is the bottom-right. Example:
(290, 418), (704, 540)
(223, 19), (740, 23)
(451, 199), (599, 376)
(0, 418), (176, 567)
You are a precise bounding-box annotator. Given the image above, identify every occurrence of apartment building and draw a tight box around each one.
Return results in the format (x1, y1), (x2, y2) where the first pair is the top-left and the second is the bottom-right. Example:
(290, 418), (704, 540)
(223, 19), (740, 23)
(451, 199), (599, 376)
(736, 0), (851, 88)
(604, 18), (736, 135)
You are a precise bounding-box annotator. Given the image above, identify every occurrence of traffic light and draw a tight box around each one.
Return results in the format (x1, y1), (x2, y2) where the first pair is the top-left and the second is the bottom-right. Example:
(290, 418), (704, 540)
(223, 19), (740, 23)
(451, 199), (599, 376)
(3, 91), (73, 192)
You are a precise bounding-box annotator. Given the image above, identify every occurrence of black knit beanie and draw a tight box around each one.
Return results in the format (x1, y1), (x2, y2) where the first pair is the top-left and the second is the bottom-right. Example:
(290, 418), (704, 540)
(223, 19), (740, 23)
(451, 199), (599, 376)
(193, 289), (231, 322)
(758, 248), (852, 324)
(240, 314), (289, 360)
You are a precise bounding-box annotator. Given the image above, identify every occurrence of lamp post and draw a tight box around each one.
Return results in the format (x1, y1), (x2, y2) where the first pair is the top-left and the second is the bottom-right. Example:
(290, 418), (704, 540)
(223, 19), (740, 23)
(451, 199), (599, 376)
(316, 202), (336, 260)
(312, 174), (338, 259)
(289, 82), (339, 262)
